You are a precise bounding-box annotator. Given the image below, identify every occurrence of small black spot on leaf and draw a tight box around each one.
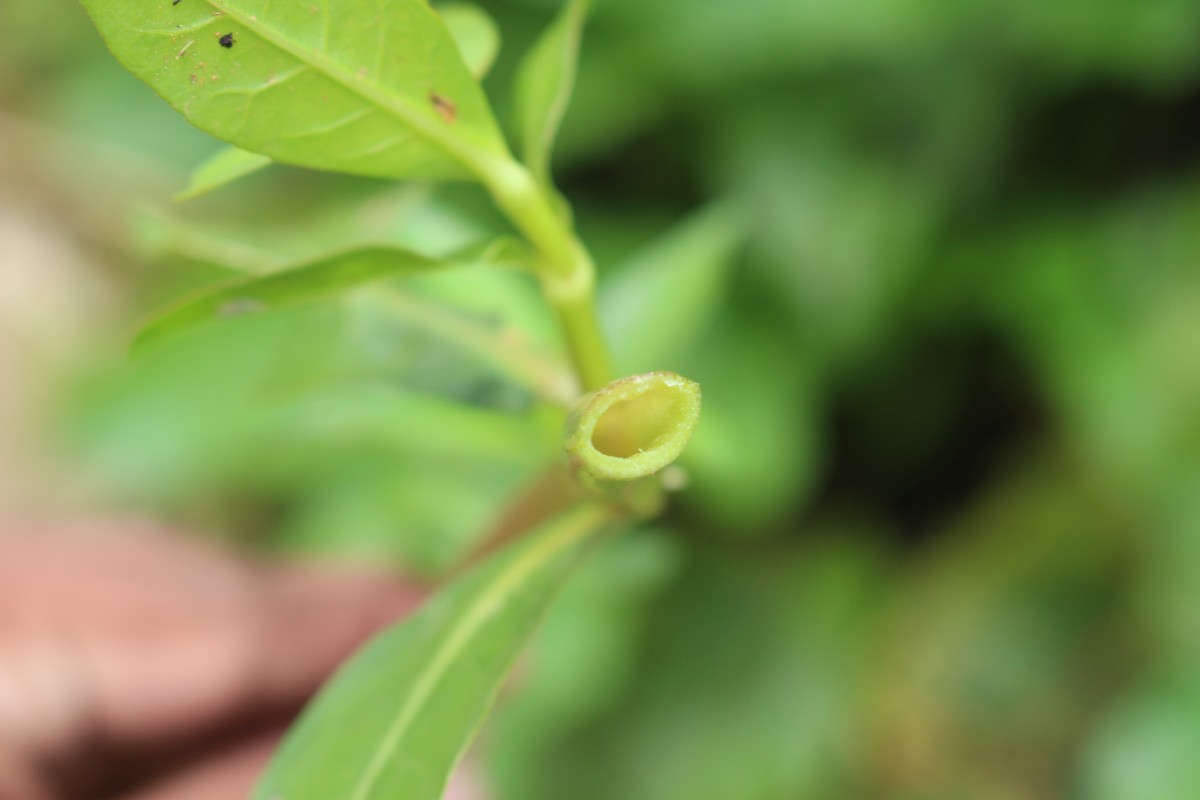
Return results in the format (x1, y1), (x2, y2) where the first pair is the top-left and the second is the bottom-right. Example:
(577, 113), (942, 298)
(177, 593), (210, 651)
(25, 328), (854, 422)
(219, 33), (235, 48)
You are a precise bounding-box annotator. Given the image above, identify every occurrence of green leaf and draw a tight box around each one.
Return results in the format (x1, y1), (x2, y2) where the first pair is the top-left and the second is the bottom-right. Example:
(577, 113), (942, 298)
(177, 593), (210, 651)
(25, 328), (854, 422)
(133, 245), (447, 350)
(170, 6), (501, 200)
(600, 202), (746, 374)
(438, 2), (501, 81)
(79, 0), (508, 181)
(253, 501), (620, 800)
(131, 215), (575, 405)
(173, 144), (271, 202)
(515, 0), (589, 187)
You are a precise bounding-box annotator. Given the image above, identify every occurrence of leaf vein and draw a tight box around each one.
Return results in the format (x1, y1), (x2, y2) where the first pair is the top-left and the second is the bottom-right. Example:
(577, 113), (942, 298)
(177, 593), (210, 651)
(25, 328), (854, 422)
(345, 503), (608, 800)
(198, 0), (490, 173)
(341, 133), (404, 160)
(281, 107), (377, 141)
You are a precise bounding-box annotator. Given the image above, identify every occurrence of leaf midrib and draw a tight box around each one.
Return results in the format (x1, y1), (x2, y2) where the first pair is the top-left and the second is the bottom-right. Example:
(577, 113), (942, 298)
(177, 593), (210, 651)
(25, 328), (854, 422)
(201, 0), (504, 175)
(347, 503), (610, 800)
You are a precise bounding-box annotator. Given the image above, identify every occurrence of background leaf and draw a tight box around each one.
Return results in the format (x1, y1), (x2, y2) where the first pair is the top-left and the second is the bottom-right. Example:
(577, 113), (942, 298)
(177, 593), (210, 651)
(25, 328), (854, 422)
(173, 144), (271, 202)
(514, 0), (589, 188)
(438, 2), (501, 81)
(133, 244), (448, 349)
(679, 316), (822, 530)
(253, 502), (619, 800)
(79, 0), (508, 180)
(599, 202), (745, 374)
(128, 203), (575, 405)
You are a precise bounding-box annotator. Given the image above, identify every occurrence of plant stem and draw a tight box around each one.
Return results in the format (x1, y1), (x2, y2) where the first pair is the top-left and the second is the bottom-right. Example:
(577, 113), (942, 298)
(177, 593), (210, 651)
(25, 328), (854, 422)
(479, 156), (615, 393)
(551, 287), (614, 393)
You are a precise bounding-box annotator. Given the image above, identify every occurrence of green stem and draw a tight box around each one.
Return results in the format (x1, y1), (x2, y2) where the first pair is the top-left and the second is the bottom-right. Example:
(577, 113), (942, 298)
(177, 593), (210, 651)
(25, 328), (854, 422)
(551, 287), (615, 393)
(477, 155), (614, 393)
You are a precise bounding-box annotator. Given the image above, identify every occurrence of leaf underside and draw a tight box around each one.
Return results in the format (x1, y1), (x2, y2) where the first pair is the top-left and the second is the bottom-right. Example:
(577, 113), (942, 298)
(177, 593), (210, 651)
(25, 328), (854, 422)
(253, 502), (616, 800)
(80, 0), (507, 180)
(171, 3), (502, 201)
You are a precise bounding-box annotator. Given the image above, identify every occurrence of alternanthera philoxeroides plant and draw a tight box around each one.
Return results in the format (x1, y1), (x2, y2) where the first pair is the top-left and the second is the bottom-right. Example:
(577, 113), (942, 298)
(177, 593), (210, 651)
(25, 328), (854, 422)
(79, 0), (703, 796)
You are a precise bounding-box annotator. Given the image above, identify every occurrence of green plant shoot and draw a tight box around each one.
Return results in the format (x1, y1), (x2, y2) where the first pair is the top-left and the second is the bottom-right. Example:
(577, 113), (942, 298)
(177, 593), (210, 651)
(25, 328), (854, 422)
(77, 0), (704, 796)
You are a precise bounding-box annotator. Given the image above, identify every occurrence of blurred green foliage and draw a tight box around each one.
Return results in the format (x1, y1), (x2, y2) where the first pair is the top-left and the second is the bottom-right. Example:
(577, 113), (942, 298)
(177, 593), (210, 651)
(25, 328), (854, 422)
(3, 0), (1200, 797)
